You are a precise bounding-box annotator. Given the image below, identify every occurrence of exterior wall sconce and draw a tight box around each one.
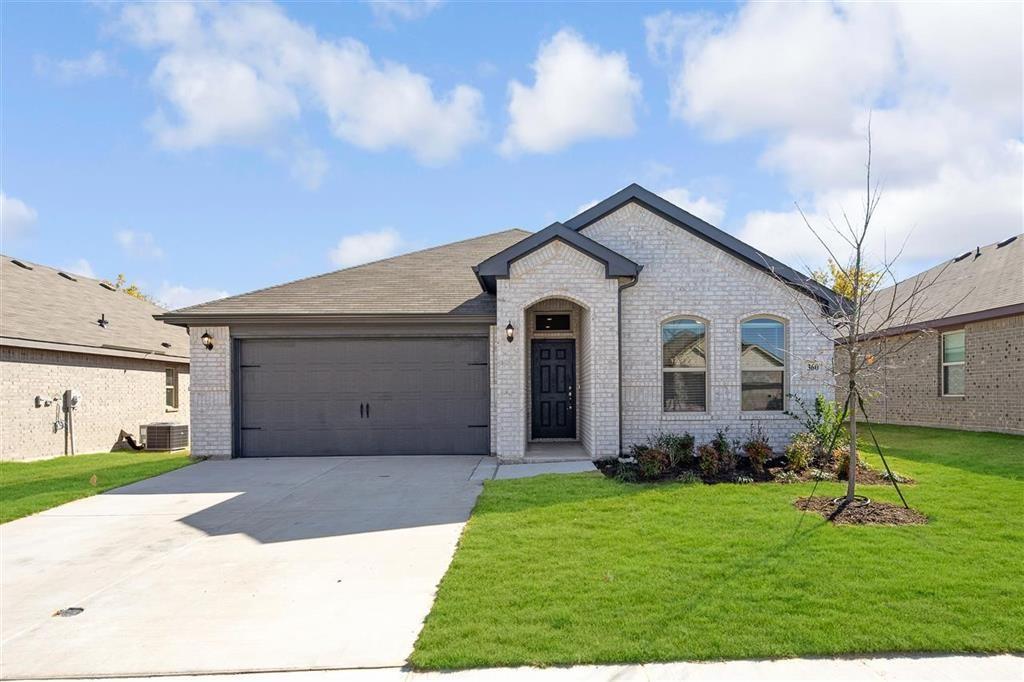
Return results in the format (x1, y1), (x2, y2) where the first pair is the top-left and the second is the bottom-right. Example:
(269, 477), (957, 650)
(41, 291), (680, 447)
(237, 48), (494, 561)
(201, 331), (214, 350)
(505, 322), (515, 343)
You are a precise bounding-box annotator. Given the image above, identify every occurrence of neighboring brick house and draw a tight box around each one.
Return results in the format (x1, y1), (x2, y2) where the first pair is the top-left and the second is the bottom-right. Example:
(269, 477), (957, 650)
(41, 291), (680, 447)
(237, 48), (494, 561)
(852, 235), (1023, 435)
(159, 184), (840, 462)
(1, 256), (190, 460)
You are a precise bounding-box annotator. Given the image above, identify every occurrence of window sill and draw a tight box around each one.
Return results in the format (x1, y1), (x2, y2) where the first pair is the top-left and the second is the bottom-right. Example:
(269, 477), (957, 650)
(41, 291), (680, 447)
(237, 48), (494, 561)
(940, 395), (966, 399)
(661, 413), (713, 421)
(739, 412), (790, 420)
(165, 408), (179, 413)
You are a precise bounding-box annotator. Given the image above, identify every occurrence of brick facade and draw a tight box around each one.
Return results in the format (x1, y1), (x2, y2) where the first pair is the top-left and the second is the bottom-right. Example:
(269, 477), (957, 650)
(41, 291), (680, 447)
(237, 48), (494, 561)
(848, 314), (1023, 435)
(0, 346), (189, 460)
(188, 205), (836, 461)
(188, 326), (233, 458)
(582, 203), (834, 451)
(493, 240), (621, 460)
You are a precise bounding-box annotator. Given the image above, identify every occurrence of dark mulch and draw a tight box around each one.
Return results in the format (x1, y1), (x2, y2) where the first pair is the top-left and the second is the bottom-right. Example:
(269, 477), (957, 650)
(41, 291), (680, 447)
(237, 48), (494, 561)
(795, 496), (928, 526)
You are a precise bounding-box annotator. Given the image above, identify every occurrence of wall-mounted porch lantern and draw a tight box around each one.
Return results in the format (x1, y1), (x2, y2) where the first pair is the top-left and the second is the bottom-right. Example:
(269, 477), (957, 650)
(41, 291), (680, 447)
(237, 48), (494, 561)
(505, 321), (515, 343)
(201, 331), (214, 350)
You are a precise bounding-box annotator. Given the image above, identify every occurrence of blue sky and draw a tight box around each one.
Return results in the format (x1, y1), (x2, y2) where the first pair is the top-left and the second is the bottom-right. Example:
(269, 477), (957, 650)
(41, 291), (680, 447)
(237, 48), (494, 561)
(3, 1), (1021, 309)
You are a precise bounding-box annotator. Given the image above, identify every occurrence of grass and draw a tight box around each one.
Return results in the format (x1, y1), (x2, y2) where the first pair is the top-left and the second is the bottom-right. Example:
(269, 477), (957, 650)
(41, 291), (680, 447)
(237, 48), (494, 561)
(411, 425), (1024, 669)
(0, 450), (193, 523)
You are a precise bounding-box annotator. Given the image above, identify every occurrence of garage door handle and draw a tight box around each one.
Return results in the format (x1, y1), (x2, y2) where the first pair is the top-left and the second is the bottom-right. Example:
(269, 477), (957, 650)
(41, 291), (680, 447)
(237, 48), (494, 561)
(366, 403), (370, 418)
(360, 403), (364, 419)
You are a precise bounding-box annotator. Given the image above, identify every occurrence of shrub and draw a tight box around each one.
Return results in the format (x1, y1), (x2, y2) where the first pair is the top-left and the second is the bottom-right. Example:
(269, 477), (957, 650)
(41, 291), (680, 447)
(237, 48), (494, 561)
(735, 475), (754, 484)
(784, 432), (816, 472)
(677, 470), (701, 484)
(698, 429), (737, 479)
(637, 447), (671, 480)
(775, 470), (800, 484)
(836, 448), (851, 479)
(788, 393), (849, 455)
(650, 432), (696, 469)
(742, 423), (773, 474)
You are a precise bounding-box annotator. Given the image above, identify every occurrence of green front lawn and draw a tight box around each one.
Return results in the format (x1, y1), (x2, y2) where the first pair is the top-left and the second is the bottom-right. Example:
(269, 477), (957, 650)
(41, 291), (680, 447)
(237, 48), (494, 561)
(0, 450), (193, 524)
(412, 425), (1024, 669)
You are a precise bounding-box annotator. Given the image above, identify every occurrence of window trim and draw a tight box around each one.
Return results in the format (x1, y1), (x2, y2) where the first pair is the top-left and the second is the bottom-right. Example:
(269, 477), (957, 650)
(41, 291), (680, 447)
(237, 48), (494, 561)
(660, 315), (709, 414)
(940, 329), (966, 397)
(165, 367), (179, 411)
(739, 314), (788, 413)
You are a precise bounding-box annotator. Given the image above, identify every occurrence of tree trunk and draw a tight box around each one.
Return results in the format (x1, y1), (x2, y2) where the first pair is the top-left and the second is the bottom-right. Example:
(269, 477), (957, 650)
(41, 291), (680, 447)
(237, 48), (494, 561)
(846, 401), (858, 502)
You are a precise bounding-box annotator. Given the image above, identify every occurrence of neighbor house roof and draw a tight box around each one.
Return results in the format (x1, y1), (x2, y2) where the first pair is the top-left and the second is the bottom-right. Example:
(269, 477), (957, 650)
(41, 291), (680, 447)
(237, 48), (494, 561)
(863, 234), (1023, 335)
(157, 229), (532, 324)
(474, 222), (641, 293)
(564, 183), (843, 313)
(1, 255), (189, 363)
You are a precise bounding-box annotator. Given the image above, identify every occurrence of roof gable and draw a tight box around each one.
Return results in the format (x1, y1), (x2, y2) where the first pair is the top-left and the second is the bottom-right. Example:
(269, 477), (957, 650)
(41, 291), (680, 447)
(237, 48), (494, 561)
(474, 222), (641, 293)
(565, 184), (842, 312)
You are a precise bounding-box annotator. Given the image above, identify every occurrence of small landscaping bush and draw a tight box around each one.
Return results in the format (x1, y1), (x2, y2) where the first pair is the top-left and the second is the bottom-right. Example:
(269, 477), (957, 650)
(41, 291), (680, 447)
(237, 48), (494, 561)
(636, 446), (671, 480)
(698, 429), (737, 480)
(650, 432), (696, 469)
(784, 432), (815, 472)
(741, 423), (772, 475)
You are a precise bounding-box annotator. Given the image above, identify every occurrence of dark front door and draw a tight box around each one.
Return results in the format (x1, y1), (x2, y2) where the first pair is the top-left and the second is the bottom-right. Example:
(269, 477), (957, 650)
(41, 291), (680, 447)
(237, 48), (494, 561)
(531, 340), (576, 439)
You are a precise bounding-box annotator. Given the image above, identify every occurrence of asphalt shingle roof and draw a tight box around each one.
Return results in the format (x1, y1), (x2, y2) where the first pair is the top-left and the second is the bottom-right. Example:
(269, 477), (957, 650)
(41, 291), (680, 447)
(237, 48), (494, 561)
(161, 229), (531, 320)
(1, 255), (189, 360)
(864, 234), (1023, 330)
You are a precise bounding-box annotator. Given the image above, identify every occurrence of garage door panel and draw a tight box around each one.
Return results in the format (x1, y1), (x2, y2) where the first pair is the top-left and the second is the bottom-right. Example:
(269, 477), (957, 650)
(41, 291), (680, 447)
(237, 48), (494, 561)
(239, 337), (488, 456)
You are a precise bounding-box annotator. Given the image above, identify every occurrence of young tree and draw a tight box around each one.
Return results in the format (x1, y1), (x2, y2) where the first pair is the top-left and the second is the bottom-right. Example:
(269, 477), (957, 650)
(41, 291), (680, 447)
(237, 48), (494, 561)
(772, 125), (960, 504)
(109, 274), (155, 303)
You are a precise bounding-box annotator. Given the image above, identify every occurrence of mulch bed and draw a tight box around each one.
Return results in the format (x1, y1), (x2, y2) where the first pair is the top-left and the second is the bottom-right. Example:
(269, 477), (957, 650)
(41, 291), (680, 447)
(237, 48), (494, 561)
(795, 496), (928, 526)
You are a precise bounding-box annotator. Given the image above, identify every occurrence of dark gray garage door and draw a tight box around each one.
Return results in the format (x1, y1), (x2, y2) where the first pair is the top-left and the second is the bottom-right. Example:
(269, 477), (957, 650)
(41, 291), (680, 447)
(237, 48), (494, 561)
(238, 337), (489, 457)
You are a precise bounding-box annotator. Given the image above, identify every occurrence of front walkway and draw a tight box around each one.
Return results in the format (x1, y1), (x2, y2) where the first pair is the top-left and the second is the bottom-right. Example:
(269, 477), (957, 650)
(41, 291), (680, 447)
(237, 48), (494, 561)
(58, 655), (1023, 681)
(0, 456), (485, 679)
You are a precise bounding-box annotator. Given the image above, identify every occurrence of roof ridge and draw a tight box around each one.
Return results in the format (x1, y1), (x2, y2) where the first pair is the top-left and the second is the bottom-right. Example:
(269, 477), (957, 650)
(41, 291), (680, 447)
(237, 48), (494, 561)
(168, 228), (532, 313)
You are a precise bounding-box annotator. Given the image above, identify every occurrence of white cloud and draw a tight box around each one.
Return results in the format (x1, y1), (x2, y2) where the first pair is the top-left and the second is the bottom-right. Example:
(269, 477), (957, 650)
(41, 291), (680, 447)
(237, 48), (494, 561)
(35, 51), (114, 83)
(501, 30), (641, 155)
(656, 187), (725, 225)
(0, 192), (38, 240)
(157, 282), (230, 310)
(116, 229), (165, 259)
(117, 2), (485, 166)
(62, 258), (96, 279)
(328, 228), (405, 268)
(648, 2), (1024, 272)
(368, 0), (443, 25)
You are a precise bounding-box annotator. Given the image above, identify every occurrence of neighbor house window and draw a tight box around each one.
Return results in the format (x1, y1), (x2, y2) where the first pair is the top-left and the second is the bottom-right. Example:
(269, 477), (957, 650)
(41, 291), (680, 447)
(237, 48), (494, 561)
(741, 317), (785, 411)
(662, 318), (707, 412)
(165, 368), (179, 409)
(942, 330), (965, 396)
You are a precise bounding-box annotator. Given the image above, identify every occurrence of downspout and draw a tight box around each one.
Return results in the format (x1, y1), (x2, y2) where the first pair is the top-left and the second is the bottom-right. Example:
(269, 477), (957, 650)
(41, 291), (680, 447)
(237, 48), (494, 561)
(617, 270), (641, 455)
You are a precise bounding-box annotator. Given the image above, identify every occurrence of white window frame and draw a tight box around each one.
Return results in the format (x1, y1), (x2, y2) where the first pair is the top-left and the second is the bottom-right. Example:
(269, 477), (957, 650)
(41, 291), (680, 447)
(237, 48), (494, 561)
(165, 367), (179, 410)
(941, 330), (966, 397)
(661, 316), (709, 414)
(739, 315), (788, 413)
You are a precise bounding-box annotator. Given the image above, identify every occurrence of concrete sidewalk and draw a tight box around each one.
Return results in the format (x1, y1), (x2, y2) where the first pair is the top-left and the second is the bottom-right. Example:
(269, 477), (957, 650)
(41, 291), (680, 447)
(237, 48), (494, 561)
(52, 655), (1023, 682)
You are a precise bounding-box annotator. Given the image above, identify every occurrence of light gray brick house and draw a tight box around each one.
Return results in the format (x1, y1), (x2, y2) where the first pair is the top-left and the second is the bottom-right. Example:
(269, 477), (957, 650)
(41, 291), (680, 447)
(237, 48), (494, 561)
(160, 185), (839, 462)
(1, 255), (190, 460)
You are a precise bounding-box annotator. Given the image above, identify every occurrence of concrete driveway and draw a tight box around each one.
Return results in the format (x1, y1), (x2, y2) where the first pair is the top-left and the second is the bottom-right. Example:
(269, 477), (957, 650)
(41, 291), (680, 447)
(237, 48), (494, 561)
(1, 455), (492, 679)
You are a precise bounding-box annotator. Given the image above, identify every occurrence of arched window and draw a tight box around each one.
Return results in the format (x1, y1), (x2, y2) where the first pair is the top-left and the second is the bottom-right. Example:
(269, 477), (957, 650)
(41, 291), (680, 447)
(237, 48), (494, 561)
(740, 317), (786, 411)
(662, 318), (707, 412)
